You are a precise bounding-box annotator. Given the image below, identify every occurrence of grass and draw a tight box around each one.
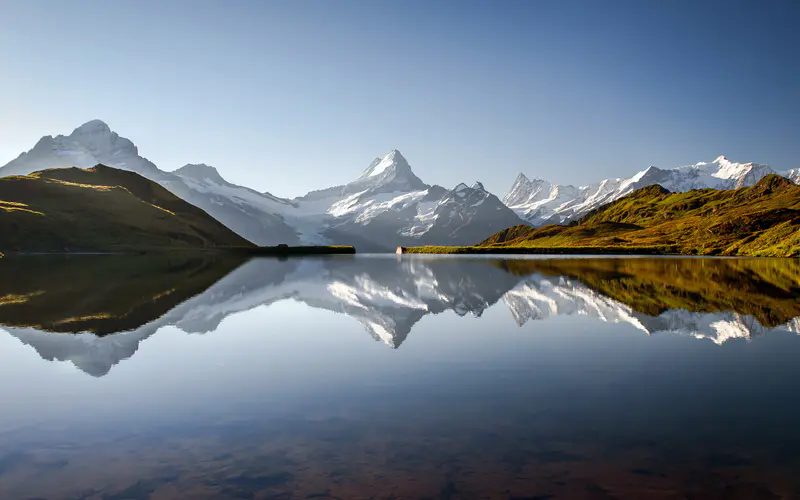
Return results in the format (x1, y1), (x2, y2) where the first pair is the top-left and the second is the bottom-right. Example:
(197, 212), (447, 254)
(0, 165), (359, 256)
(399, 245), (677, 255)
(402, 175), (800, 257)
(0, 165), (253, 253)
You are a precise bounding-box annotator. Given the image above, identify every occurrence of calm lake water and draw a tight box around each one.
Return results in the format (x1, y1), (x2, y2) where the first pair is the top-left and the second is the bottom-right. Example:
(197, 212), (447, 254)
(0, 254), (799, 499)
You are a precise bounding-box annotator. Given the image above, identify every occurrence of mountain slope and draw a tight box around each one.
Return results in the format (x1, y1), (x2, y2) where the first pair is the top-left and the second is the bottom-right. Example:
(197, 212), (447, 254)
(483, 175), (800, 256)
(298, 150), (527, 250)
(0, 165), (253, 252)
(505, 155), (795, 225)
(0, 122), (527, 249)
(0, 120), (300, 246)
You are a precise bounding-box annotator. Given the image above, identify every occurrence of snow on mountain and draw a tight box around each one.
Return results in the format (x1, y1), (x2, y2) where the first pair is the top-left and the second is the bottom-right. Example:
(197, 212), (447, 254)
(782, 168), (800, 184)
(0, 120), (301, 245)
(292, 150), (526, 250)
(0, 123), (524, 249)
(3, 120), (792, 247)
(1, 119), (163, 179)
(505, 155), (790, 225)
(354, 149), (428, 191)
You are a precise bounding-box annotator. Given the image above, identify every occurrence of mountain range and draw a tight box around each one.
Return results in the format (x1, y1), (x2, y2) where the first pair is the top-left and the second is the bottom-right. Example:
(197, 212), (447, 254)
(481, 174), (800, 257)
(1, 120), (796, 250)
(505, 156), (800, 226)
(1, 255), (798, 376)
(0, 121), (522, 250)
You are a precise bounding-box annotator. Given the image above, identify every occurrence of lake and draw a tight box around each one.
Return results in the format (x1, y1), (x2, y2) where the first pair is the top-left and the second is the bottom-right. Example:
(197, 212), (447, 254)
(0, 254), (799, 499)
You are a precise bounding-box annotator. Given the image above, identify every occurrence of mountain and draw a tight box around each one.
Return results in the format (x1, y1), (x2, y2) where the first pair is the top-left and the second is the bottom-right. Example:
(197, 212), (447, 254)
(307, 154), (525, 250)
(0, 123), (526, 250)
(0, 120), (300, 246)
(4, 121), (794, 251)
(505, 155), (796, 225)
(0, 165), (252, 253)
(2, 255), (799, 376)
(484, 175), (800, 257)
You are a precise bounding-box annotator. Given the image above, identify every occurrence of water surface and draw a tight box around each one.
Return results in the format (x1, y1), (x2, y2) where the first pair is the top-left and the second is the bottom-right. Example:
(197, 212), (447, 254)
(0, 254), (799, 499)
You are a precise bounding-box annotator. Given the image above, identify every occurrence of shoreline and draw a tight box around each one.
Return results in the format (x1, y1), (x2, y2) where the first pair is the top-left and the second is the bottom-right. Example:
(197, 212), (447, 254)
(0, 245), (357, 258)
(396, 245), (687, 255)
(234, 245), (356, 256)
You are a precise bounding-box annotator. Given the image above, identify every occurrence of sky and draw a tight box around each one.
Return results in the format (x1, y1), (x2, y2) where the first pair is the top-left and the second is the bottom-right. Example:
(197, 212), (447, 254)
(0, 0), (798, 197)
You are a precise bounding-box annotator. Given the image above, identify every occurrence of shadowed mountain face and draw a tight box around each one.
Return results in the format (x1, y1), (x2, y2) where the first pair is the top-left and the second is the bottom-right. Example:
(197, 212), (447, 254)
(0, 165), (253, 253)
(1, 256), (798, 376)
(0, 122), (526, 249)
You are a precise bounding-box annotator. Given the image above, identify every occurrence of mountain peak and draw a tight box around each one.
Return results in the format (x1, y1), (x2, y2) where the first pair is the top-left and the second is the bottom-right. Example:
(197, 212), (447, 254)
(472, 181), (485, 191)
(511, 172), (548, 187)
(359, 149), (411, 178)
(513, 172), (531, 184)
(71, 119), (112, 136)
(174, 163), (226, 184)
(352, 149), (427, 192)
(714, 155), (729, 164)
(64, 119), (139, 158)
(385, 149), (406, 161)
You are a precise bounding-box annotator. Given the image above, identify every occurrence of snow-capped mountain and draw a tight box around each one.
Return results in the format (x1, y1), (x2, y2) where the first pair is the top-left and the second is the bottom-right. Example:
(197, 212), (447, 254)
(0, 120), (300, 245)
(308, 154), (525, 250)
(290, 149), (524, 250)
(3, 120), (795, 246)
(0, 121), (525, 249)
(505, 155), (796, 225)
(3, 256), (798, 376)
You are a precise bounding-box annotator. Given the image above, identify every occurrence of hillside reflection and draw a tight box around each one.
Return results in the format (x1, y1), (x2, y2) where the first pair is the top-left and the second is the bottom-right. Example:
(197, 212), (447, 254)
(1, 255), (798, 376)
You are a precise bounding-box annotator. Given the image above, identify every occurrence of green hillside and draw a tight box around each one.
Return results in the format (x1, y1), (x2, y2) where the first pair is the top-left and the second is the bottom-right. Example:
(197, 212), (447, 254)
(0, 165), (254, 253)
(478, 175), (800, 257)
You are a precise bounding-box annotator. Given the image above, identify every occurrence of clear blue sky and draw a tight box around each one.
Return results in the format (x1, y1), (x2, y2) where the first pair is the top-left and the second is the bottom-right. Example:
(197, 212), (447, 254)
(1, 0), (798, 197)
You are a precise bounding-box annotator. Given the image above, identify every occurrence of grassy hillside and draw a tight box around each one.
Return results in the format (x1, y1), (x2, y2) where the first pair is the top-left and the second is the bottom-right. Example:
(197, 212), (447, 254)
(0, 165), (254, 253)
(478, 175), (800, 257)
(494, 257), (800, 327)
(0, 254), (246, 334)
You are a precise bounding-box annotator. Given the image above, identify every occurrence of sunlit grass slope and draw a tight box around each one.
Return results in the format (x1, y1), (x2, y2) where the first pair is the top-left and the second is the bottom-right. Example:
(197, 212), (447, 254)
(480, 175), (800, 256)
(401, 175), (800, 256)
(0, 165), (254, 253)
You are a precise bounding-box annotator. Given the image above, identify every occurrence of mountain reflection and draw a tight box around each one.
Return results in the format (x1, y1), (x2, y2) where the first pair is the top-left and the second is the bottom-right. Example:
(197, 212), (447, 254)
(1, 255), (798, 376)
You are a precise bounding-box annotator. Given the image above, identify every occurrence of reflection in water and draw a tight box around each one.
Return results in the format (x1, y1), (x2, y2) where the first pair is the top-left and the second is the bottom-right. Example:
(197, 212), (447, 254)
(0, 254), (245, 376)
(1, 255), (800, 499)
(0, 255), (798, 376)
